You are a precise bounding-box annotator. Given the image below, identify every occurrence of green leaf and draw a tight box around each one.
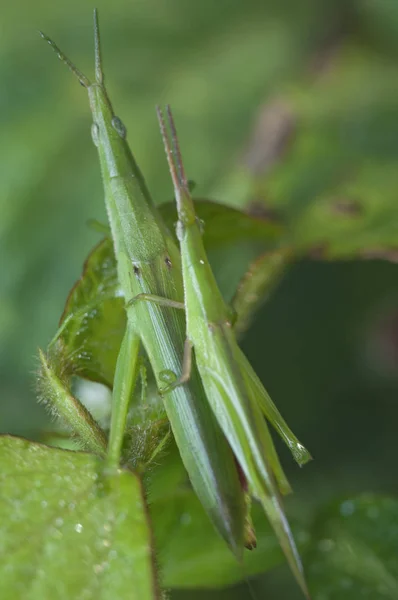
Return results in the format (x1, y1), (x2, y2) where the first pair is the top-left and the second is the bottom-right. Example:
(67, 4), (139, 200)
(249, 48), (398, 262)
(159, 199), (283, 249)
(56, 238), (125, 388)
(287, 163), (398, 261)
(307, 494), (398, 599)
(0, 436), (159, 599)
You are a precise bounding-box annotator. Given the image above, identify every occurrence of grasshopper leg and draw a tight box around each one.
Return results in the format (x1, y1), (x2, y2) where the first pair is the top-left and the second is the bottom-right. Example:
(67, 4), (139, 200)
(160, 338), (193, 395)
(138, 360), (147, 405)
(127, 293), (185, 311)
(106, 324), (140, 471)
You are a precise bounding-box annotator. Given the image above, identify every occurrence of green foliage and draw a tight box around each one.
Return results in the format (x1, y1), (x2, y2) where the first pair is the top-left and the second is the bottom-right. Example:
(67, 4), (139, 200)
(55, 239), (125, 388)
(307, 495), (398, 599)
(246, 51), (398, 262)
(0, 436), (158, 599)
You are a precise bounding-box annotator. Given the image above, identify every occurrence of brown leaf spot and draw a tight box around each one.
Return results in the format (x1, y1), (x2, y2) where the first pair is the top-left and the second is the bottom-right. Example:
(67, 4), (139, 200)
(361, 248), (398, 263)
(330, 197), (363, 218)
(242, 98), (296, 176)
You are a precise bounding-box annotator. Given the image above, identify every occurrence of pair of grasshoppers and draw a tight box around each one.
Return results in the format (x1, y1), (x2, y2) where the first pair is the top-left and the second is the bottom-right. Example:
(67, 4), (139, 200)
(41, 10), (311, 598)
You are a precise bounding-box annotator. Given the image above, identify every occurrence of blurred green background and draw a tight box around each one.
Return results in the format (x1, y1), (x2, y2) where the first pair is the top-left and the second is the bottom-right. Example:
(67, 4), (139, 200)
(2, 0), (398, 598)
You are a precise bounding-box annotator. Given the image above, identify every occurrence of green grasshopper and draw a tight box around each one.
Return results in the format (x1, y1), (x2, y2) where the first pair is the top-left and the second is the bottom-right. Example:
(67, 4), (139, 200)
(40, 10), (249, 558)
(41, 9), (310, 584)
(151, 106), (311, 597)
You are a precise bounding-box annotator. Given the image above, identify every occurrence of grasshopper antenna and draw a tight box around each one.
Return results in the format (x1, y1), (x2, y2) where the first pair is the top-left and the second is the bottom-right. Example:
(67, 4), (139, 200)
(156, 106), (180, 192)
(165, 105), (189, 192)
(39, 29), (91, 88)
(93, 8), (104, 84)
(157, 105), (196, 223)
(244, 574), (259, 600)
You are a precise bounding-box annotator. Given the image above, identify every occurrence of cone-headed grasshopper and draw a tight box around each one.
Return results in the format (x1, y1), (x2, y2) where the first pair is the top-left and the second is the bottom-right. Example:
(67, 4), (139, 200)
(41, 10), (248, 557)
(154, 106), (311, 598)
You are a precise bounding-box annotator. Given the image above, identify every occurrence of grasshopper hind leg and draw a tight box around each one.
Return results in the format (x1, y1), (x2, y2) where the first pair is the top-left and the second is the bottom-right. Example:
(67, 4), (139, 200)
(159, 338), (193, 395)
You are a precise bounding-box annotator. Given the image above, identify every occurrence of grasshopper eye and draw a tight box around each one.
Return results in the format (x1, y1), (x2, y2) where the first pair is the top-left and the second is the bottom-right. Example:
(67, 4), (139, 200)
(91, 123), (99, 147)
(164, 257), (172, 269)
(133, 265), (140, 276)
(111, 116), (127, 139)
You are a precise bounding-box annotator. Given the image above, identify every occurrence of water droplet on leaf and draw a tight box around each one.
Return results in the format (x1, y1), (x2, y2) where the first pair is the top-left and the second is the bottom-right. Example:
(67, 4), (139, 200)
(159, 369), (177, 384)
(340, 500), (355, 517)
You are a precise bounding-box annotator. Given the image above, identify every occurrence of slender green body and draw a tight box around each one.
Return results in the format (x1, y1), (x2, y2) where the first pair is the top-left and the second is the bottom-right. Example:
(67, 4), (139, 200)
(41, 12), (247, 557)
(158, 107), (310, 598)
